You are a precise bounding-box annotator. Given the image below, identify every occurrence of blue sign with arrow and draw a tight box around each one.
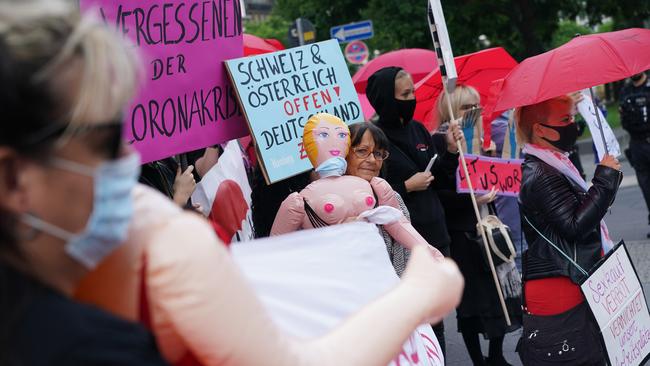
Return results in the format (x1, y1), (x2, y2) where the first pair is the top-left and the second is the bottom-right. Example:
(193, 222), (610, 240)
(330, 20), (374, 43)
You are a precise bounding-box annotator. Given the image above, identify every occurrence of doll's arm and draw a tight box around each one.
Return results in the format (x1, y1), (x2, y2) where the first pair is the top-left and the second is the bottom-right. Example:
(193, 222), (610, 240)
(270, 192), (305, 236)
(370, 178), (443, 258)
(146, 219), (462, 366)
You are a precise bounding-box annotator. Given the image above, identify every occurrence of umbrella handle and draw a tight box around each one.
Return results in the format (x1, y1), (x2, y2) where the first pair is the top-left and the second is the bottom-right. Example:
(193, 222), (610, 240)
(588, 87), (609, 156)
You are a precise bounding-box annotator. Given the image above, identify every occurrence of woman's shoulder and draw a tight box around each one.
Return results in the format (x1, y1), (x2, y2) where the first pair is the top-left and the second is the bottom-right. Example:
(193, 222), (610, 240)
(11, 271), (165, 365)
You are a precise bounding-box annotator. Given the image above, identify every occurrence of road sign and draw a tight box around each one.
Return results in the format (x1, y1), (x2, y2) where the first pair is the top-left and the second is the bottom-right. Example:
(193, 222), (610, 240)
(288, 18), (316, 47)
(344, 40), (369, 65)
(330, 20), (373, 43)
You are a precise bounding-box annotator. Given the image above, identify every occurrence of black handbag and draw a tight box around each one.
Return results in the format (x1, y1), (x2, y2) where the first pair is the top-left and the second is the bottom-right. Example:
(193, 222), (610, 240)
(518, 216), (606, 365)
(517, 302), (604, 365)
(474, 203), (516, 267)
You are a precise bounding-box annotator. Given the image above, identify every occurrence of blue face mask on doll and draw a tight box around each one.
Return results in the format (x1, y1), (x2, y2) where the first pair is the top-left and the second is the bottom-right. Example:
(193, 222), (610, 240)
(315, 156), (348, 178)
(22, 153), (141, 269)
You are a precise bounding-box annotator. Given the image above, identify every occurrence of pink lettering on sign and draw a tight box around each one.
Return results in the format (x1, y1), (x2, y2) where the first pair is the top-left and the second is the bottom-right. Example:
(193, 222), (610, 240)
(456, 154), (523, 197)
(81, 0), (248, 163)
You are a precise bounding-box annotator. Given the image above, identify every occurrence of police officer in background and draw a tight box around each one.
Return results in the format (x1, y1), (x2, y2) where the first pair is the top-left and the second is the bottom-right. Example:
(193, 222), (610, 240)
(620, 70), (650, 237)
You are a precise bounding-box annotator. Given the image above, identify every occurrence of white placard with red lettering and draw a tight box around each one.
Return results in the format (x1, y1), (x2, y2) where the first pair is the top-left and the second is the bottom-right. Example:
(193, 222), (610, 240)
(581, 242), (650, 366)
(231, 222), (444, 366)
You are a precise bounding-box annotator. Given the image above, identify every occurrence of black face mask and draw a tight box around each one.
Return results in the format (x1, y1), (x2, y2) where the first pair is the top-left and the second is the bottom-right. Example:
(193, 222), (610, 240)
(540, 123), (579, 152)
(631, 73), (645, 82)
(395, 98), (416, 124)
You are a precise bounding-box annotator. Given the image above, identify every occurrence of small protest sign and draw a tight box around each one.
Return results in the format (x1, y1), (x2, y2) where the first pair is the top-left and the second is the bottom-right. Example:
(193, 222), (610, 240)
(456, 154), (523, 197)
(225, 39), (364, 184)
(81, 0), (248, 163)
(576, 89), (621, 160)
(231, 222), (443, 365)
(581, 242), (650, 366)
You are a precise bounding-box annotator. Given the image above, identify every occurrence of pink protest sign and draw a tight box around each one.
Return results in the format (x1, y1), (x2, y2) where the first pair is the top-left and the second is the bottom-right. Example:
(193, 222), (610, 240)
(81, 1), (247, 163)
(456, 154), (523, 197)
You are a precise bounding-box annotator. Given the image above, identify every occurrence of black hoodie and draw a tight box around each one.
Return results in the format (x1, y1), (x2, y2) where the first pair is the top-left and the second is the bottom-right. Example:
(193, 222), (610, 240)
(367, 67), (458, 250)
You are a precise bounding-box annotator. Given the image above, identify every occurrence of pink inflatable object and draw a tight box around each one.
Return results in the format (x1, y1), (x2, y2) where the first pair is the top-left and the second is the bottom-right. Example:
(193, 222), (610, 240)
(271, 113), (442, 257)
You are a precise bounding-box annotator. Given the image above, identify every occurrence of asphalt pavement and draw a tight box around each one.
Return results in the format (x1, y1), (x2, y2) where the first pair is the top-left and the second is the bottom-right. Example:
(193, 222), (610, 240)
(444, 134), (650, 365)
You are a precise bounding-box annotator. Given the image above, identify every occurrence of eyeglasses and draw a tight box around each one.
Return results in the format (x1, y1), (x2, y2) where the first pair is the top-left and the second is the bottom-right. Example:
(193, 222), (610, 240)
(21, 119), (125, 160)
(352, 147), (390, 161)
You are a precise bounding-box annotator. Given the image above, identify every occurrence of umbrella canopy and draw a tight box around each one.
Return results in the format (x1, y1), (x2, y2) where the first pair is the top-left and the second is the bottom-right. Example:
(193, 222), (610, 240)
(487, 28), (650, 114)
(352, 48), (438, 94)
(243, 33), (285, 56)
(413, 47), (518, 132)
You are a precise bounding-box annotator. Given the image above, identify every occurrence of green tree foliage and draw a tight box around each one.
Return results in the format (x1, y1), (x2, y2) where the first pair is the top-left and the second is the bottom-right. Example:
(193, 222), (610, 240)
(273, 0), (369, 44)
(584, 0), (650, 30)
(244, 15), (291, 44)
(550, 20), (592, 49)
(361, 0), (431, 52)
(251, 0), (645, 61)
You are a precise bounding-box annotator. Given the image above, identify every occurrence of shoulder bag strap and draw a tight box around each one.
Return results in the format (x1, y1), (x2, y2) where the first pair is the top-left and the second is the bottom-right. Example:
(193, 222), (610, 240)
(522, 215), (589, 276)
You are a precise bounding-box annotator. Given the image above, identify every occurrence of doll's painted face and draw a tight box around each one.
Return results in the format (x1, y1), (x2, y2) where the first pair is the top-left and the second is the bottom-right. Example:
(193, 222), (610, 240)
(303, 113), (351, 168)
(313, 119), (350, 161)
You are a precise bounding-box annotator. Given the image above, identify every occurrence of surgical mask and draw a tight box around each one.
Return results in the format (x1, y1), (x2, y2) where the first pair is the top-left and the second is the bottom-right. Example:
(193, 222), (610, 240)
(540, 123), (579, 153)
(22, 153), (141, 269)
(395, 98), (416, 124)
(315, 156), (348, 178)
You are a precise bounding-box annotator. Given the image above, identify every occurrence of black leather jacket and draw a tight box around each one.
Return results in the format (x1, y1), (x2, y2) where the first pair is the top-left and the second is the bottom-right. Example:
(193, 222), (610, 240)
(519, 155), (622, 284)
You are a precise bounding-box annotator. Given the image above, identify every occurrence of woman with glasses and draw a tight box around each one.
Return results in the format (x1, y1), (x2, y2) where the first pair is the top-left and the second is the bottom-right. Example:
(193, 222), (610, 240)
(366, 66), (464, 355)
(346, 122), (413, 276)
(436, 85), (520, 366)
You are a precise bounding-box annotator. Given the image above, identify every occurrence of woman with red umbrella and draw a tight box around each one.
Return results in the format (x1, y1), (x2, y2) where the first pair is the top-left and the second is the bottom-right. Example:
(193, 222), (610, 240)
(516, 96), (621, 365)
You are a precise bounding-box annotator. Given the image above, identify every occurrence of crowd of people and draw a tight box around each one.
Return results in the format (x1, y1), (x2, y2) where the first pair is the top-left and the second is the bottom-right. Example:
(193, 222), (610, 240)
(2, 1), (646, 366)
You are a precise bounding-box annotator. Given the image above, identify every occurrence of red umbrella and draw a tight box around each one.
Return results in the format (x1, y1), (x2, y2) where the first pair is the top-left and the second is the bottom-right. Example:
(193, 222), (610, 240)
(243, 33), (285, 56)
(414, 47), (518, 134)
(487, 28), (650, 114)
(352, 48), (438, 94)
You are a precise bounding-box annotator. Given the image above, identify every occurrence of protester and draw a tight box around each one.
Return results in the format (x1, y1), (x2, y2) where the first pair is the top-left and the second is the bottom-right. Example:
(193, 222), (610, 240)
(366, 66), (465, 358)
(0, 3), (168, 364)
(437, 86), (521, 366)
(516, 95), (622, 364)
(490, 111), (527, 272)
(619, 70), (650, 237)
(346, 122), (411, 276)
(140, 158), (195, 206)
(250, 168), (312, 238)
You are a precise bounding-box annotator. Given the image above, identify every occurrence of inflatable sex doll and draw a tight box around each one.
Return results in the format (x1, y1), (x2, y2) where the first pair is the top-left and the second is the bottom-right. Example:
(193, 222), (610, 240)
(271, 113), (442, 256)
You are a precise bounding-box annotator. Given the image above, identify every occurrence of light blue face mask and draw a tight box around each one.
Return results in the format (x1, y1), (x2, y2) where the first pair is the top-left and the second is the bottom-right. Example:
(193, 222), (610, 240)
(22, 153), (141, 269)
(315, 156), (348, 178)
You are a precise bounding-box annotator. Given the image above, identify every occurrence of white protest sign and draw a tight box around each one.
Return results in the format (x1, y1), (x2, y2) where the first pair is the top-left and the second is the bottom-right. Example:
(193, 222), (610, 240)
(581, 243), (650, 366)
(231, 222), (444, 366)
(577, 89), (621, 160)
(192, 141), (253, 242)
(427, 0), (457, 92)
